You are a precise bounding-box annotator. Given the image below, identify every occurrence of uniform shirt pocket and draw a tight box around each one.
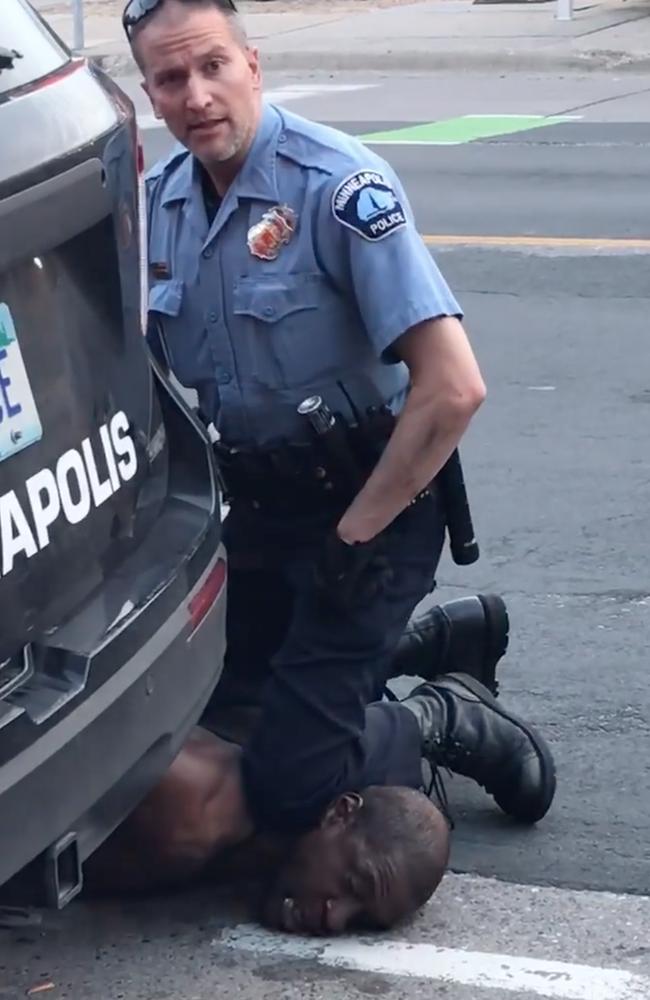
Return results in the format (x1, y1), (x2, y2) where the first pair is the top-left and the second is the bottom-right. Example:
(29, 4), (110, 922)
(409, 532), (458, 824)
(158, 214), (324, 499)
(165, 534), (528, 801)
(232, 272), (350, 389)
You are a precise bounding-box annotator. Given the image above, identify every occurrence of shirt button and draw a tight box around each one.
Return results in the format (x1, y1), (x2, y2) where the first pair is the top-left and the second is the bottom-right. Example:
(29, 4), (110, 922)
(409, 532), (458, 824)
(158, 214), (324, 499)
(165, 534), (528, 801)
(208, 311), (218, 323)
(263, 306), (275, 317)
(278, 133), (287, 144)
(202, 248), (213, 259)
(217, 370), (232, 385)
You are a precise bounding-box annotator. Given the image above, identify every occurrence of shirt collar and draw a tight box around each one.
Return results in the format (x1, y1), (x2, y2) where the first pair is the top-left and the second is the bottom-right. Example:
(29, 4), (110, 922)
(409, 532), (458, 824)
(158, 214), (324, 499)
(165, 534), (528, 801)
(160, 102), (282, 208)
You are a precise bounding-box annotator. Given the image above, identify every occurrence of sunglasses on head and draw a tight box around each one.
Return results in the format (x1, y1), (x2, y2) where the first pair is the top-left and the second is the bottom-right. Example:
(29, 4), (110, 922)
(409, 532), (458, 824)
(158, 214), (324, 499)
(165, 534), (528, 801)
(122, 0), (238, 39)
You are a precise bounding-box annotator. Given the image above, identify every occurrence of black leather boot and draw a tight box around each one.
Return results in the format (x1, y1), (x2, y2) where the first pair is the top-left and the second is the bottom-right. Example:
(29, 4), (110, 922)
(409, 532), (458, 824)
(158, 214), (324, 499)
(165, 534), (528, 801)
(389, 595), (509, 696)
(401, 673), (556, 824)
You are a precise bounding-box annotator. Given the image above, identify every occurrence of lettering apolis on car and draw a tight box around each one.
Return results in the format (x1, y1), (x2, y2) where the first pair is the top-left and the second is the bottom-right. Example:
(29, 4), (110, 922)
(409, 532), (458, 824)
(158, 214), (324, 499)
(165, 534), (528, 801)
(0, 412), (139, 577)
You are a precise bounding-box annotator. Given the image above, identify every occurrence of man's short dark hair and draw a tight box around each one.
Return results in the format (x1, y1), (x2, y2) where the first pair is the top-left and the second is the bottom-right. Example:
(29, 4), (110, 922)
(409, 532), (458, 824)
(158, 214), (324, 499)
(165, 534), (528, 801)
(125, 0), (247, 54)
(354, 786), (450, 915)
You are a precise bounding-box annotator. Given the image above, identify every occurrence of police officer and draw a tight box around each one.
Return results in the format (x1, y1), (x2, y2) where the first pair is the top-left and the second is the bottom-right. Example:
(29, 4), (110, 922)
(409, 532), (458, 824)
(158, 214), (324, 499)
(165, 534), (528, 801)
(123, 0), (556, 835)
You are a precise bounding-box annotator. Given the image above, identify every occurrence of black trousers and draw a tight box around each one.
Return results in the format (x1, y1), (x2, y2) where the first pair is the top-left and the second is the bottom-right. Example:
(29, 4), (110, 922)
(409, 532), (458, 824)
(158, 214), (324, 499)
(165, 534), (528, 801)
(208, 487), (447, 834)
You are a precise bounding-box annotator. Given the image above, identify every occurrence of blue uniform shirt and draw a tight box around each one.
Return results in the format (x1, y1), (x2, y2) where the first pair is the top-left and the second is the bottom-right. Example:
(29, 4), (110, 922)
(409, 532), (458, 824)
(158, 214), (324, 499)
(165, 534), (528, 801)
(145, 102), (463, 450)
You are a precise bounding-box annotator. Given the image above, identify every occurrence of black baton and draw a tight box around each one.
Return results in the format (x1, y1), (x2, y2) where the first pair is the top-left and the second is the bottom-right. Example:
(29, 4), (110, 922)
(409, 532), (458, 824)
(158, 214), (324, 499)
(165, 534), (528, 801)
(437, 449), (480, 565)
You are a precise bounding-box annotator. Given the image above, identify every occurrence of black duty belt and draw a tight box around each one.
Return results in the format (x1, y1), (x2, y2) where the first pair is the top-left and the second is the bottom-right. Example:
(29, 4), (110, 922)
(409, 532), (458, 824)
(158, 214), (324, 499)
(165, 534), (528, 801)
(212, 395), (479, 565)
(213, 440), (358, 516)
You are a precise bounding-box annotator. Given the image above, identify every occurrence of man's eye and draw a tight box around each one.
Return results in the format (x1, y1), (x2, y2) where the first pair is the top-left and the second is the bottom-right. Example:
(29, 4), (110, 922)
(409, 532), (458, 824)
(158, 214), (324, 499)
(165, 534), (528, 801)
(207, 59), (222, 72)
(158, 72), (182, 87)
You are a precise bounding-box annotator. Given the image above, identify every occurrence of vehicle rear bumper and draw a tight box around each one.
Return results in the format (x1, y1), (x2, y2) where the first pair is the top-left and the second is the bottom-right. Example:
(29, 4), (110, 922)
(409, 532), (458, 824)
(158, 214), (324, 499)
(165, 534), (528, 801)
(0, 544), (227, 905)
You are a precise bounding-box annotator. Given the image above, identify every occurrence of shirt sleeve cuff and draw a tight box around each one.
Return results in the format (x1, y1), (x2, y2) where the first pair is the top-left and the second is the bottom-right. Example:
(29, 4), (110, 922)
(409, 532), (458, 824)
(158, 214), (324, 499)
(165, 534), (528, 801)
(373, 298), (465, 364)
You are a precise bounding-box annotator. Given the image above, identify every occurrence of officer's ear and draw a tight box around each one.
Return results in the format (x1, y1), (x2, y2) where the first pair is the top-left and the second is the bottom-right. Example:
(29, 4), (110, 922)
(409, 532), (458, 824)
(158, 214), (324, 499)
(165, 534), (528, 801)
(321, 793), (364, 830)
(245, 45), (262, 88)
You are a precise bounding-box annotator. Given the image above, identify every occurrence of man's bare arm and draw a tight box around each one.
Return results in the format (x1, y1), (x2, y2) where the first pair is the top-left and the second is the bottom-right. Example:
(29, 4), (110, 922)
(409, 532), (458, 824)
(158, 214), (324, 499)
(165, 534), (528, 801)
(337, 316), (486, 544)
(84, 730), (253, 897)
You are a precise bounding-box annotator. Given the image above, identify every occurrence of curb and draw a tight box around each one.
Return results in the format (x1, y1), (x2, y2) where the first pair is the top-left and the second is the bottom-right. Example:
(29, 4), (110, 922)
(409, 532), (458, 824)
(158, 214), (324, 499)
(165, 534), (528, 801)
(89, 47), (650, 77)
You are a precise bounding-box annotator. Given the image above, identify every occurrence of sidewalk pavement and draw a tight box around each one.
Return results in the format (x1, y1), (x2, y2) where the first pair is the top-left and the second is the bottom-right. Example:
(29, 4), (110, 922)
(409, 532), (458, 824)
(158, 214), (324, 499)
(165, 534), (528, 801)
(32, 0), (650, 75)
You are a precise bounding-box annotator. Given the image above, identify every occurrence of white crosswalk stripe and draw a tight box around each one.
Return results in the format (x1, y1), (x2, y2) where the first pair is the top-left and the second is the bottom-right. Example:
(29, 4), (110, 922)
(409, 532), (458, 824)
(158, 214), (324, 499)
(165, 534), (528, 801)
(137, 83), (377, 130)
(204, 874), (650, 1000)
(219, 925), (650, 1000)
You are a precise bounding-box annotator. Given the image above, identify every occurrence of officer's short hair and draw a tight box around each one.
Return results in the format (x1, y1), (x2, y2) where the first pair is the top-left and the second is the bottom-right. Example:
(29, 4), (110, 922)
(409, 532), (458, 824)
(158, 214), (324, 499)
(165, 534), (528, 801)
(354, 786), (449, 914)
(127, 0), (248, 64)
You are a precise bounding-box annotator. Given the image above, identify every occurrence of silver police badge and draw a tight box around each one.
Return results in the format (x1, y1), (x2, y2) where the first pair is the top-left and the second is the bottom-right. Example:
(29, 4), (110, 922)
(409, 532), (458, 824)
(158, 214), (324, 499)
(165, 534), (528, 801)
(247, 205), (297, 261)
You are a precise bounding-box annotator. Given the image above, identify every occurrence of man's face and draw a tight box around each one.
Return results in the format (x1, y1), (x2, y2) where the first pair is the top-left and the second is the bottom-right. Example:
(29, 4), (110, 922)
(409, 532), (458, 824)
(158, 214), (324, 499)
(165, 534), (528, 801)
(136, 1), (262, 168)
(263, 796), (414, 936)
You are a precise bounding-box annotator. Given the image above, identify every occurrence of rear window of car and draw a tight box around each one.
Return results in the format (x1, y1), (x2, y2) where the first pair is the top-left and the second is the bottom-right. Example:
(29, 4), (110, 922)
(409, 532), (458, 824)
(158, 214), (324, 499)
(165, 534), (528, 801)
(0, 0), (69, 96)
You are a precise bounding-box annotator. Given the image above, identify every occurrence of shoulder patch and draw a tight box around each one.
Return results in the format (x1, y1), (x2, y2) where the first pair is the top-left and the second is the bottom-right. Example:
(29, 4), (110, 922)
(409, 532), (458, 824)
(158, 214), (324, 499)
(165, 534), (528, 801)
(331, 170), (407, 242)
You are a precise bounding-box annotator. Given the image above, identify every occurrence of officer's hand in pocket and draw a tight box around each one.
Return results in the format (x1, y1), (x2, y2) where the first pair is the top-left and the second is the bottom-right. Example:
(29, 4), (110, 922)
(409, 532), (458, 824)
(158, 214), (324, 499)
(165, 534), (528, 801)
(315, 531), (393, 609)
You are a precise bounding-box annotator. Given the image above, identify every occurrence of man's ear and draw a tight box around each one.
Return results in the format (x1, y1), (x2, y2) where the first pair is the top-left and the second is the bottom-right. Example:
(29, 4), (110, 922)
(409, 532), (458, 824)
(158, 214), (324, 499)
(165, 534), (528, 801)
(247, 45), (262, 89)
(321, 793), (364, 829)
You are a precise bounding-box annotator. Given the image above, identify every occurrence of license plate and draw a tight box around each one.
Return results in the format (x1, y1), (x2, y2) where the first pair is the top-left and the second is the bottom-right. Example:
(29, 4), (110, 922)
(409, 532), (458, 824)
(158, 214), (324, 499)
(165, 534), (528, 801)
(0, 303), (43, 463)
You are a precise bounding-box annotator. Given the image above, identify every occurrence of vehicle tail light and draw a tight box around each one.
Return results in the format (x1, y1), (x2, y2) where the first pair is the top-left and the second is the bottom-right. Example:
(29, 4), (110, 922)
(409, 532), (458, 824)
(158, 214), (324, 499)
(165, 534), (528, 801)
(111, 84), (149, 337)
(189, 558), (227, 635)
(11, 57), (84, 98)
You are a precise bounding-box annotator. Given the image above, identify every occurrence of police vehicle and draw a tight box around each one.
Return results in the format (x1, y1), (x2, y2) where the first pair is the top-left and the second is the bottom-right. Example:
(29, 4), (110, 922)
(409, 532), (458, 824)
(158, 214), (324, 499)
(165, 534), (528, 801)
(0, 0), (227, 908)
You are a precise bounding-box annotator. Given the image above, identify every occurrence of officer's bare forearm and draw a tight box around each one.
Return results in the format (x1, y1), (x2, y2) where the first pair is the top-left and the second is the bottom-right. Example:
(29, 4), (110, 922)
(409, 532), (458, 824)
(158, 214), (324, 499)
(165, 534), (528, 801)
(337, 316), (486, 544)
(338, 386), (478, 542)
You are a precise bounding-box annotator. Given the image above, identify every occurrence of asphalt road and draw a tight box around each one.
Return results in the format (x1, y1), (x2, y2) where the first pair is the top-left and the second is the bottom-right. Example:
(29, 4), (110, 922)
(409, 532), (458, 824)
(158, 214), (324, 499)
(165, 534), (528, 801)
(2, 74), (649, 1000)
(141, 119), (650, 240)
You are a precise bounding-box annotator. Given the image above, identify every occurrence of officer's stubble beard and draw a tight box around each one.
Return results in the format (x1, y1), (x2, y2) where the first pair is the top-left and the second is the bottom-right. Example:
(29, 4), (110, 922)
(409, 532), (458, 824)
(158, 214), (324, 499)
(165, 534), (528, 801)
(196, 90), (262, 185)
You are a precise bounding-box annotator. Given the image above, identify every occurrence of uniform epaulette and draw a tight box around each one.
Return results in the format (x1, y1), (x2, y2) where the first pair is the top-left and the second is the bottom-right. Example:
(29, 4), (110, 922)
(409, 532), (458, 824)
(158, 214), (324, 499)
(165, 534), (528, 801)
(272, 105), (384, 178)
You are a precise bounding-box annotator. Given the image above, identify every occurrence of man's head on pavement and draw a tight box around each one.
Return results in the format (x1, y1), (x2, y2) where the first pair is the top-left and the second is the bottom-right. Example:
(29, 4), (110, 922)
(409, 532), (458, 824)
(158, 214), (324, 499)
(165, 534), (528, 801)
(124, 0), (261, 183)
(262, 786), (450, 936)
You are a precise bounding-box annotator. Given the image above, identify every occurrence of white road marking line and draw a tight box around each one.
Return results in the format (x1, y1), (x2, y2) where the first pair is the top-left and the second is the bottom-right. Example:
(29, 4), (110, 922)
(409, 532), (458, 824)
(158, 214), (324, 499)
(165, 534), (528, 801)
(470, 113), (546, 118)
(364, 139), (462, 145)
(265, 83), (377, 102)
(137, 83), (377, 130)
(218, 925), (650, 1000)
(469, 114), (583, 120)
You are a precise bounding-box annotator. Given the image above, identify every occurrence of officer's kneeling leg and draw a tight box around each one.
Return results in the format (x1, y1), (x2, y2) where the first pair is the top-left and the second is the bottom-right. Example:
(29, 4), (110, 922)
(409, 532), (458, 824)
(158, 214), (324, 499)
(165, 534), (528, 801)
(242, 490), (449, 834)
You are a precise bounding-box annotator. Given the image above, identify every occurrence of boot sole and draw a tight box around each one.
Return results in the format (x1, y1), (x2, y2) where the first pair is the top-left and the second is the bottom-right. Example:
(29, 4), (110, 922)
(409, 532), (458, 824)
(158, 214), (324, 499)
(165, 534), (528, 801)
(477, 594), (510, 697)
(442, 672), (557, 824)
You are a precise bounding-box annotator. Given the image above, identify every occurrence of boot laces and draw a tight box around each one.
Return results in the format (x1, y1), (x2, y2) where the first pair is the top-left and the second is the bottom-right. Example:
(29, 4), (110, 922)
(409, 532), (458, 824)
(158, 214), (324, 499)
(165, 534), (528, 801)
(435, 736), (498, 797)
(427, 764), (455, 830)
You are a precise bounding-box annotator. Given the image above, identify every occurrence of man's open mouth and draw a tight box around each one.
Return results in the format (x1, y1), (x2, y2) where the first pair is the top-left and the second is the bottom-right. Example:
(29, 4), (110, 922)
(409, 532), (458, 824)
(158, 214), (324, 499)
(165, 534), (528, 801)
(189, 119), (227, 133)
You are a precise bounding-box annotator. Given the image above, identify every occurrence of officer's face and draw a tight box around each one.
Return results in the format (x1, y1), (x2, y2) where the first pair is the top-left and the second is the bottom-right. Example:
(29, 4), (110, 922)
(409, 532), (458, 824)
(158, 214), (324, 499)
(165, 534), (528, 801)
(262, 796), (415, 936)
(137, 1), (262, 170)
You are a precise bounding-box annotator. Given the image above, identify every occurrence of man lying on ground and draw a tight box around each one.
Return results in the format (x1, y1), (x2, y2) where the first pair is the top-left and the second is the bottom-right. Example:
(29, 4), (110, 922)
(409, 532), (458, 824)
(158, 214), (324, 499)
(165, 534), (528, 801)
(85, 721), (450, 935)
(84, 670), (554, 936)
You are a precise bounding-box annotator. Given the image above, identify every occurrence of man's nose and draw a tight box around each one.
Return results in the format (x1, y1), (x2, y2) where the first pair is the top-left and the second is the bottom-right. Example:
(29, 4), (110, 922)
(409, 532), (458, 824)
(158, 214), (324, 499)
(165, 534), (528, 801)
(185, 74), (212, 113)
